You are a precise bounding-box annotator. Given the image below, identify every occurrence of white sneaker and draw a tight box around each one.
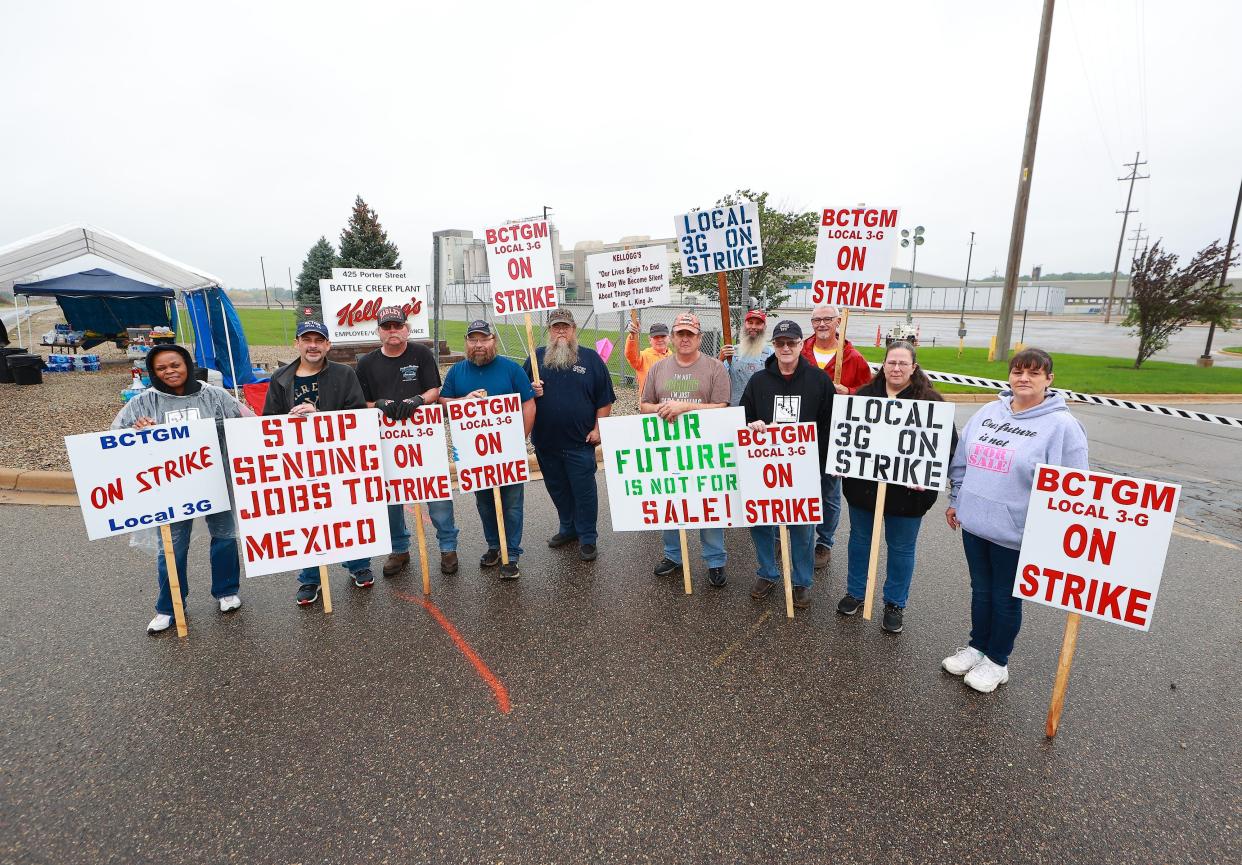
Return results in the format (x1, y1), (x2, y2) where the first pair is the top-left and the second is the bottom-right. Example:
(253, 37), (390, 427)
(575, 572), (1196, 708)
(147, 614), (173, 634)
(942, 646), (985, 676)
(218, 595), (242, 613)
(965, 657), (1010, 693)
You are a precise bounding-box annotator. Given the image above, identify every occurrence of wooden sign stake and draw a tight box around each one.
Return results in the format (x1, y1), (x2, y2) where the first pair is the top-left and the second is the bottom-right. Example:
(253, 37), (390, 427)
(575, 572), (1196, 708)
(1046, 612), (1082, 738)
(679, 528), (692, 595)
(862, 482), (888, 620)
(494, 487), (510, 566)
(414, 502), (431, 596)
(833, 309), (851, 387)
(779, 525), (794, 619)
(159, 524), (188, 638)
(524, 312), (541, 386)
(717, 272), (733, 347)
(319, 564), (333, 613)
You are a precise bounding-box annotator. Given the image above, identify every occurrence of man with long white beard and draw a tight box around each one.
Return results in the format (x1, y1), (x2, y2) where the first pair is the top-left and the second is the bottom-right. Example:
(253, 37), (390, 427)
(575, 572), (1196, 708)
(523, 309), (615, 561)
(719, 308), (773, 406)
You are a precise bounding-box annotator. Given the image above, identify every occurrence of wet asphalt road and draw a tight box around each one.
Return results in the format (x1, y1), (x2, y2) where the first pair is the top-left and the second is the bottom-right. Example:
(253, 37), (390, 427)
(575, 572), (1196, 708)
(1, 405), (1239, 865)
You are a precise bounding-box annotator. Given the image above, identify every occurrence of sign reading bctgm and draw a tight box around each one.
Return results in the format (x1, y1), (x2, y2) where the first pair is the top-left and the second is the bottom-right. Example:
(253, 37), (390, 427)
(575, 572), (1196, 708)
(673, 201), (764, 277)
(1014, 465), (1180, 632)
(810, 206), (900, 309)
(446, 395), (529, 493)
(735, 422), (822, 526)
(378, 405), (452, 505)
(483, 218), (558, 316)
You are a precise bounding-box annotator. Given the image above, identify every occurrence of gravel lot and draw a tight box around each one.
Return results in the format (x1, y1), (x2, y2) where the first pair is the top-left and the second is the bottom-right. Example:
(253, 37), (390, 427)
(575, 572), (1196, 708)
(0, 307), (640, 472)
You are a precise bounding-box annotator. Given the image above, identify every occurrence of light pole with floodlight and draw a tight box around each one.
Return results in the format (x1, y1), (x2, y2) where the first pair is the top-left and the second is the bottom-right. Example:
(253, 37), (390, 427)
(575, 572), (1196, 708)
(900, 226), (926, 324)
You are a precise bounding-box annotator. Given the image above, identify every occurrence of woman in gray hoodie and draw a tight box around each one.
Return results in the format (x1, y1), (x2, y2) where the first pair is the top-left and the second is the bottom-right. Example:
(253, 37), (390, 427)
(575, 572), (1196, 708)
(112, 344), (246, 634)
(941, 348), (1089, 693)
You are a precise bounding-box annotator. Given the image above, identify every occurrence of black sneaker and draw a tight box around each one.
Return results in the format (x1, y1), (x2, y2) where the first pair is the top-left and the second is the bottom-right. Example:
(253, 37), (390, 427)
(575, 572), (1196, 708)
(882, 603), (904, 633)
(480, 548), (501, 568)
(547, 532), (577, 548)
(836, 593), (863, 616)
(351, 569), (374, 588)
(499, 561), (520, 580)
(296, 584), (320, 606)
(579, 543), (597, 562)
(707, 567), (727, 587)
(653, 558), (681, 577)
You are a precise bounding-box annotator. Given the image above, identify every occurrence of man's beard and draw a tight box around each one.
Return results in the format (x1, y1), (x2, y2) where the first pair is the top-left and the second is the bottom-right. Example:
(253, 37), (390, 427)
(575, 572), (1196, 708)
(469, 344), (497, 366)
(544, 336), (579, 370)
(737, 333), (766, 358)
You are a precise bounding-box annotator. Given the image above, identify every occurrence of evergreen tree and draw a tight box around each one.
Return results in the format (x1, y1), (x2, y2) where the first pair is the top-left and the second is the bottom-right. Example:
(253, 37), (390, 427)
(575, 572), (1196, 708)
(337, 195), (402, 269)
(295, 236), (336, 311)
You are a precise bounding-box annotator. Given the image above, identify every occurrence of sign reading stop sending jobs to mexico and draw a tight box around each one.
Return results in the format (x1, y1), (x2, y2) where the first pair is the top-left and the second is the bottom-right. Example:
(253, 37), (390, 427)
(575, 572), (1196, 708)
(829, 395), (955, 491)
(320, 268), (429, 343)
(810, 206), (900, 310)
(587, 245), (671, 314)
(65, 418), (233, 540)
(673, 201), (763, 277)
(223, 410), (391, 578)
(483, 218), (558, 317)
(1015, 465), (1180, 632)
(446, 395), (530, 493)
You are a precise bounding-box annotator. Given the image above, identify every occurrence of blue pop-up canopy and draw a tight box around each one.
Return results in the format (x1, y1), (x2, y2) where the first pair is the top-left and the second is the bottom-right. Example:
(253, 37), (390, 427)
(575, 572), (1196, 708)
(14, 268), (175, 349)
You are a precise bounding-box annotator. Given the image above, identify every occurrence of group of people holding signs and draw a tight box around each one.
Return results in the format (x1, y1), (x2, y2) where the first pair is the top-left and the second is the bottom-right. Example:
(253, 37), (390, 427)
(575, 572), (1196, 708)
(68, 204), (1178, 724)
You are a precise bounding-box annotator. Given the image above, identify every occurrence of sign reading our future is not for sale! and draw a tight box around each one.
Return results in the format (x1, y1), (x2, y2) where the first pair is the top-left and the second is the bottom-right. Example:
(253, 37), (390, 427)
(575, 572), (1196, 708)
(673, 201), (763, 277)
(66, 419), (233, 540)
(320, 268), (429, 343)
(829, 396), (955, 490)
(1014, 465), (1180, 632)
(587, 245), (670, 314)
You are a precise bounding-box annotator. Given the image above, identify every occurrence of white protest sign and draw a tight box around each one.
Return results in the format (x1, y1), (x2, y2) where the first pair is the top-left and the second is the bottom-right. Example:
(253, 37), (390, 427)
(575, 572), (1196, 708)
(224, 410), (391, 578)
(1014, 465), (1180, 632)
(65, 419), (232, 540)
(810, 206), (900, 309)
(829, 395), (955, 491)
(320, 268), (429, 343)
(735, 423), (823, 526)
(446, 395), (529, 493)
(378, 404), (452, 505)
(673, 201), (763, 277)
(483, 218), (558, 316)
(587, 245), (671, 313)
(601, 407), (744, 531)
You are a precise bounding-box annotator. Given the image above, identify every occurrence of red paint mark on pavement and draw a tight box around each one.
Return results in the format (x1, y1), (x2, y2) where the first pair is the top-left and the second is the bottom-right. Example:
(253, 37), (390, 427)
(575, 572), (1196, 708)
(393, 590), (511, 715)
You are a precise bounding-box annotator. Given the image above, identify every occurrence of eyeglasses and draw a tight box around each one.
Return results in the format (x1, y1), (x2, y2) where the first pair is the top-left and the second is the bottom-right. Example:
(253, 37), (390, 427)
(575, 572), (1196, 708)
(884, 361), (913, 368)
(466, 336), (493, 345)
(810, 317), (840, 324)
(379, 322), (406, 330)
(773, 341), (799, 350)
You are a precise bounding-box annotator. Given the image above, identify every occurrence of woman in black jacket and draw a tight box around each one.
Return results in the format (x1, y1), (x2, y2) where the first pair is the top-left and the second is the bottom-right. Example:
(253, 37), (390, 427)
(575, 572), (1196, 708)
(836, 341), (957, 633)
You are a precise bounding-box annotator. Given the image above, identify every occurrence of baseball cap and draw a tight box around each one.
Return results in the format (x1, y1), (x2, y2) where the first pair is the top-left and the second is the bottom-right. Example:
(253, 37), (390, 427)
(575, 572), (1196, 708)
(671, 312), (701, 334)
(648, 322), (669, 337)
(744, 308), (767, 322)
(466, 319), (493, 336)
(771, 320), (803, 341)
(377, 306), (408, 327)
(547, 308), (576, 327)
(296, 320), (330, 339)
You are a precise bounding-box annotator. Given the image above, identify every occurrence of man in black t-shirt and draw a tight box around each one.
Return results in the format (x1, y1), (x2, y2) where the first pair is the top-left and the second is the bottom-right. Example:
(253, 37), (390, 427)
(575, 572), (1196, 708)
(356, 306), (459, 578)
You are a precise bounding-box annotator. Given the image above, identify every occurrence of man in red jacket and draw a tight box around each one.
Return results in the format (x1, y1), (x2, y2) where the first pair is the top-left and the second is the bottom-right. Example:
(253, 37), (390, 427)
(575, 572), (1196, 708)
(801, 304), (874, 568)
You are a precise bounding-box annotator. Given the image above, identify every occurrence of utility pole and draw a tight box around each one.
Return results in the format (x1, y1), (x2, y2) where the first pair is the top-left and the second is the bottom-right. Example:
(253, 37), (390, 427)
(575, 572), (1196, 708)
(259, 256), (272, 309)
(958, 231), (976, 358)
(1120, 222), (1147, 313)
(1104, 152), (1149, 324)
(996, 0), (1056, 359)
(1200, 177), (1242, 366)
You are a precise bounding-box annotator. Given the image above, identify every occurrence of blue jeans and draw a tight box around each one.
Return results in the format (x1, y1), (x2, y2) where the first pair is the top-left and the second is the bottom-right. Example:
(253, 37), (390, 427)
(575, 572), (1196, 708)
(426, 499), (458, 552)
(661, 528), (726, 568)
(962, 529), (1024, 666)
(475, 484), (524, 560)
(817, 473), (842, 550)
(536, 446), (600, 545)
(750, 523), (815, 588)
(298, 557), (371, 585)
(388, 503), (410, 554)
(155, 510), (240, 615)
(845, 504), (923, 608)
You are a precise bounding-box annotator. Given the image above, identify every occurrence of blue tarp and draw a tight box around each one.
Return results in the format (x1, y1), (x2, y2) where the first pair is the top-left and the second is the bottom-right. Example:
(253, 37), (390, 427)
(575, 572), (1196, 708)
(185, 286), (255, 388)
(14, 268), (175, 349)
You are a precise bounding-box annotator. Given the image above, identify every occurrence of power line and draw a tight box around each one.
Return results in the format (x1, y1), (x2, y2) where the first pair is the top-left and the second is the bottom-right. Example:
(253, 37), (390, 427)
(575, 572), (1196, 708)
(1104, 152), (1149, 324)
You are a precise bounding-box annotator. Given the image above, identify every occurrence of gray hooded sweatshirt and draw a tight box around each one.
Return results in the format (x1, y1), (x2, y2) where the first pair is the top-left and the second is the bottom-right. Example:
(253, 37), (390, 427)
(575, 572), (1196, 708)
(947, 390), (1089, 550)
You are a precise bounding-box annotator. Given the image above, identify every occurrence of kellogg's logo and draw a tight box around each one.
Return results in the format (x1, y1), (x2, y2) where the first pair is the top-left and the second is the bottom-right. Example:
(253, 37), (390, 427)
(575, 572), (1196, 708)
(336, 297), (424, 329)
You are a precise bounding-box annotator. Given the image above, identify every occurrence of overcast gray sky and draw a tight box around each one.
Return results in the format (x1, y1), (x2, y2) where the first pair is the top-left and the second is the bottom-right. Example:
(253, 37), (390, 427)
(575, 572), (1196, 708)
(2, 0), (1238, 289)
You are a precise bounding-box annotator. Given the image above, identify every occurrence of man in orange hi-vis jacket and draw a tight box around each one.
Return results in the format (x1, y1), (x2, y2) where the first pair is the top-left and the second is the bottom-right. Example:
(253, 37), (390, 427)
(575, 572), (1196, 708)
(624, 320), (670, 396)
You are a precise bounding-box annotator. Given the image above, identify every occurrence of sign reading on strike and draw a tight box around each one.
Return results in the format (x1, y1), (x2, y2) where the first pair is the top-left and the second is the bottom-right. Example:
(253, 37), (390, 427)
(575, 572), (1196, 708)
(65, 419), (232, 540)
(1014, 465), (1180, 631)
(810, 206), (900, 309)
(587, 245), (670, 313)
(735, 423), (822, 526)
(378, 405), (452, 505)
(829, 396), (955, 490)
(483, 218), (558, 316)
(446, 395), (529, 492)
(320, 268), (429, 342)
(224, 410), (391, 578)
(601, 408), (744, 531)
(673, 201), (763, 277)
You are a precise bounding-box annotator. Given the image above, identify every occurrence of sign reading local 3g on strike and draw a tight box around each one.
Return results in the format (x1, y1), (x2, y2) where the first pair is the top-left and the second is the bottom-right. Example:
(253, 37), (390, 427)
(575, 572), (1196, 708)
(65, 419), (233, 540)
(673, 201), (763, 276)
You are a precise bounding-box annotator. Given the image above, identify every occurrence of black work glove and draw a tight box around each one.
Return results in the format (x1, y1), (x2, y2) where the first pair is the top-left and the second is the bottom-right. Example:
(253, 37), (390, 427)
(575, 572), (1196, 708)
(394, 395), (425, 421)
(375, 399), (401, 419)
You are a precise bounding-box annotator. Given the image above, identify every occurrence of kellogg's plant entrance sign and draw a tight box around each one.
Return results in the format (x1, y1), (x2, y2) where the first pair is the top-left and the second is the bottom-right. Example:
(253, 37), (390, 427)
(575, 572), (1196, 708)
(320, 268), (428, 343)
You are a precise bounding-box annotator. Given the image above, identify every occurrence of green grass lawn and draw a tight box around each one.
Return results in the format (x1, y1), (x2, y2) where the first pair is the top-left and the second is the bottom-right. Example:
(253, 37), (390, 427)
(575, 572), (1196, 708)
(1223, 346), (1242, 356)
(232, 309), (1242, 394)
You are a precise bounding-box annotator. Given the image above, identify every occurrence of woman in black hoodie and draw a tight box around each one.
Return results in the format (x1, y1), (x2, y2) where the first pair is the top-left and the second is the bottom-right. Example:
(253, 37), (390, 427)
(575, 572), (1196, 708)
(836, 341), (957, 633)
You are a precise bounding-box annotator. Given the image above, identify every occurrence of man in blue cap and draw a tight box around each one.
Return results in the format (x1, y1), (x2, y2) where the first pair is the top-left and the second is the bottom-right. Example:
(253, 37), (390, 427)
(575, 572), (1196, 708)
(262, 320), (372, 605)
